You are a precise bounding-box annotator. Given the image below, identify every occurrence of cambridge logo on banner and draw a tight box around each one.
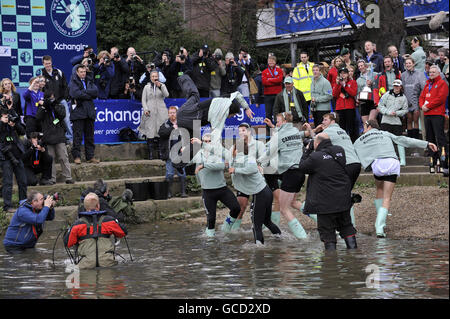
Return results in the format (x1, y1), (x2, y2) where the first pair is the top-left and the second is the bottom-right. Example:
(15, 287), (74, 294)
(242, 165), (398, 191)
(50, 0), (91, 37)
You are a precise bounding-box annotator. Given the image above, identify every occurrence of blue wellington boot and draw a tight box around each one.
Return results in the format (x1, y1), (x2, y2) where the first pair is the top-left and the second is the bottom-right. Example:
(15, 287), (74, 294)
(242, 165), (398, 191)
(375, 207), (389, 238)
(231, 218), (242, 231)
(221, 215), (236, 233)
(288, 218), (308, 239)
(205, 228), (215, 237)
(271, 211), (281, 226)
(398, 145), (406, 166)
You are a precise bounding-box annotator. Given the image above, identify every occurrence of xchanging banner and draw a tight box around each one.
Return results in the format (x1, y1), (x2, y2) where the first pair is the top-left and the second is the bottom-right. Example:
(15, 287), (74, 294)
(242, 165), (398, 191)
(0, 0), (97, 87)
(94, 98), (267, 144)
(274, 0), (449, 36)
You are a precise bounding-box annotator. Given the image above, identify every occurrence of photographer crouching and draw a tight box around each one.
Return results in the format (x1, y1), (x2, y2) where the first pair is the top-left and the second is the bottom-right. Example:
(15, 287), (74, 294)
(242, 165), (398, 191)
(0, 108), (27, 213)
(22, 132), (53, 186)
(3, 190), (57, 253)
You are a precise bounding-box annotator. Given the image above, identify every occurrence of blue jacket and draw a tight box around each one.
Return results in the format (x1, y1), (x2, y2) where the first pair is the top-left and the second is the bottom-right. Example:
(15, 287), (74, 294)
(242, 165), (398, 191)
(3, 200), (55, 249)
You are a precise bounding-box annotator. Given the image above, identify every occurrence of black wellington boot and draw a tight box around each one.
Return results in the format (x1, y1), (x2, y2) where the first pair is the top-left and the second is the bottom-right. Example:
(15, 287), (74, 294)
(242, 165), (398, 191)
(344, 235), (358, 249)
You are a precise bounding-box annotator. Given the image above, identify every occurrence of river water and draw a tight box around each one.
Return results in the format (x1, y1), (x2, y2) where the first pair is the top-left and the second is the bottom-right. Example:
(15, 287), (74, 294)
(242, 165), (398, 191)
(0, 222), (448, 299)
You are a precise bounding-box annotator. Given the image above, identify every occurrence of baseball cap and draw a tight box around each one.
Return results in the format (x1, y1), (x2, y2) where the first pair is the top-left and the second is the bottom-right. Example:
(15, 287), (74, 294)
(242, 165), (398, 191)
(340, 48), (350, 56)
(393, 79), (402, 86)
(284, 77), (294, 84)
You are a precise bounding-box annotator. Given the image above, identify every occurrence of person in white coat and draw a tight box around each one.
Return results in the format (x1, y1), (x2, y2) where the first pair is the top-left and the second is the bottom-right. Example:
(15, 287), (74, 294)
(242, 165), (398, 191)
(138, 70), (169, 159)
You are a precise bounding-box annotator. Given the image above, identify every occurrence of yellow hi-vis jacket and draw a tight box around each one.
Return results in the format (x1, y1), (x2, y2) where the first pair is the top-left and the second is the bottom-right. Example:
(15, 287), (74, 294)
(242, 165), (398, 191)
(292, 62), (315, 101)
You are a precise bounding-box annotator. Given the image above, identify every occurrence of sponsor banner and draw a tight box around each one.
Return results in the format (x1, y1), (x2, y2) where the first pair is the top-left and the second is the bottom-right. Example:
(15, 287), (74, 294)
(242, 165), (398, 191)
(274, 0), (449, 36)
(93, 98), (266, 144)
(0, 46), (12, 80)
(0, 0), (97, 87)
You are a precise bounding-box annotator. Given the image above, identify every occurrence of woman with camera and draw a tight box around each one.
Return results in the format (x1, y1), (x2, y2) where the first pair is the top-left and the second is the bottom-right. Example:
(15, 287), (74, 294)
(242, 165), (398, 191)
(93, 51), (115, 100)
(0, 78), (22, 117)
(138, 70), (169, 160)
(22, 77), (45, 138)
(332, 67), (358, 142)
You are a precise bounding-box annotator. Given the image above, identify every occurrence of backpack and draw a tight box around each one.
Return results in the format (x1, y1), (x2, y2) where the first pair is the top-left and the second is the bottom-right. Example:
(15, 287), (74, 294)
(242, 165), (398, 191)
(118, 127), (139, 142)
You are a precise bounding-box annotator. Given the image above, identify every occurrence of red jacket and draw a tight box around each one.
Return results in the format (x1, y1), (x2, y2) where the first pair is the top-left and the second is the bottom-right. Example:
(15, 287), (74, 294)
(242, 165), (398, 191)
(373, 70), (401, 105)
(64, 211), (127, 248)
(327, 67), (339, 89)
(332, 79), (357, 110)
(419, 76), (449, 116)
(262, 66), (284, 95)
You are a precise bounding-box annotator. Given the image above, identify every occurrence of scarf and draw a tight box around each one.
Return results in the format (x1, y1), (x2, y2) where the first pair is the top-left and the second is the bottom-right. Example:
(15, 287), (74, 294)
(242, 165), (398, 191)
(283, 88), (304, 120)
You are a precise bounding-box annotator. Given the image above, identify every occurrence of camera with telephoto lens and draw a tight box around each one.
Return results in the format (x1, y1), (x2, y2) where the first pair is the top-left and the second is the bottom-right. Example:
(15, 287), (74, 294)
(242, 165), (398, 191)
(114, 52), (120, 60)
(44, 192), (60, 201)
(214, 53), (222, 61)
(103, 56), (111, 65)
(179, 47), (186, 60)
(8, 113), (18, 123)
(128, 76), (135, 89)
(88, 52), (96, 60)
(87, 58), (93, 65)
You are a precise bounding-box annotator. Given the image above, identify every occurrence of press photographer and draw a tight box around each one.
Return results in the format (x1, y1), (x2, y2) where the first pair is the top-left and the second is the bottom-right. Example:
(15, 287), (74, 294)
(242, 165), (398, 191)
(3, 190), (57, 254)
(109, 47), (129, 99)
(93, 51), (115, 100)
(0, 78), (22, 117)
(191, 44), (216, 98)
(167, 46), (193, 98)
(209, 48), (226, 98)
(139, 62), (167, 87)
(35, 90), (74, 184)
(70, 46), (98, 67)
(126, 47), (146, 99)
(22, 132), (53, 186)
(0, 108), (27, 213)
(221, 52), (244, 95)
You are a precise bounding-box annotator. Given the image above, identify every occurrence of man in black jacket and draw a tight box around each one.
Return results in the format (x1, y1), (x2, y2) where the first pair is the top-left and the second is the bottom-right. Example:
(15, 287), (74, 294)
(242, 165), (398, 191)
(69, 65), (99, 164)
(0, 108), (27, 212)
(35, 90), (73, 184)
(298, 132), (357, 251)
(41, 55), (72, 143)
(158, 106), (188, 198)
(109, 47), (130, 99)
(191, 45), (216, 98)
(22, 132), (53, 186)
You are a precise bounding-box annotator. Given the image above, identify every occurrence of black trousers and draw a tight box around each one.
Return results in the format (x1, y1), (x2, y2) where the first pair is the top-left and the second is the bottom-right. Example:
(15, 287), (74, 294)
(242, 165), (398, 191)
(250, 185), (281, 244)
(264, 94), (277, 138)
(202, 186), (241, 229)
(345, 163), (361, 189)
(72, 119), (95, 160)
(313, 110), (329, 128)
(336, 109), (358, 142)
(317, 210), (356, 244)
(24, 152), (53, 186)
(0, 159), (27, 210)
(425, 115), (448, 168)
(24, 116), (42, 138)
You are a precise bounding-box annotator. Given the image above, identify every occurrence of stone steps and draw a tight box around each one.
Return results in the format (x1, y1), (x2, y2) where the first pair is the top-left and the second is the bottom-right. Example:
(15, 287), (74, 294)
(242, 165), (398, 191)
(17, 196), (205, 231)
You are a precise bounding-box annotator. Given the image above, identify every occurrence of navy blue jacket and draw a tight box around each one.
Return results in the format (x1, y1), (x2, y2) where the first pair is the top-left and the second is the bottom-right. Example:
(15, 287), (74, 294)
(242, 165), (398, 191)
(365, 51), (384, 73)
(3, 199), (55, 248)
(68, 73), (98, 121)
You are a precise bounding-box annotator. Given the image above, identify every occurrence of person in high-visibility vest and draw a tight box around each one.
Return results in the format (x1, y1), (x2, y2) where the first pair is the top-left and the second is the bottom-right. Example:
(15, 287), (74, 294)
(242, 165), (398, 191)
(292, 51), (315, 103)
(292, 52), (315, 124)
